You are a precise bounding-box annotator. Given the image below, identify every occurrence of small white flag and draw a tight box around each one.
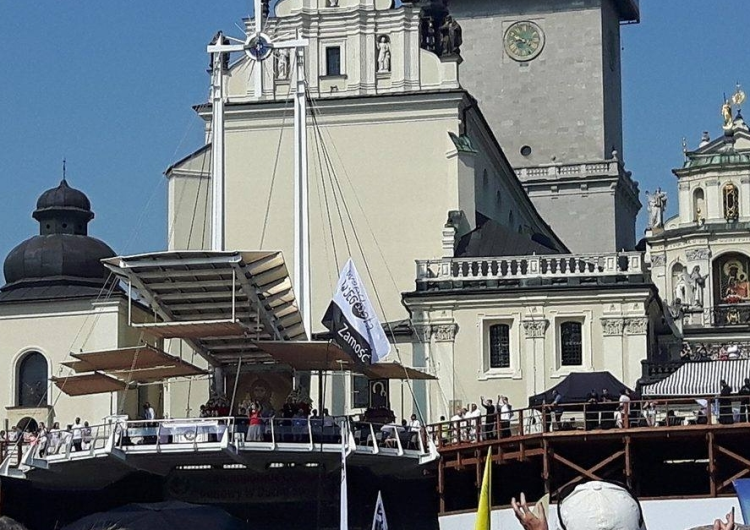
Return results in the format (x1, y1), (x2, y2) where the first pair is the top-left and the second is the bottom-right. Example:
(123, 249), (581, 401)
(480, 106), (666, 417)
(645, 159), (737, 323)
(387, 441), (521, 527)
(371, 490), (388, 530)
(322, 258), (391, 364)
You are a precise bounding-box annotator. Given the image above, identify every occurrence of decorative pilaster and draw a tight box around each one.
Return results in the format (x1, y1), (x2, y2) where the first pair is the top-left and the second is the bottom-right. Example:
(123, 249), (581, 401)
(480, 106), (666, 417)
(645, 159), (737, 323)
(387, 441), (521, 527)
(434, 323), (458, 342)
(623, 317), (648, 335)
(600, 318), (625, 336)
(522, 320), (548, 339)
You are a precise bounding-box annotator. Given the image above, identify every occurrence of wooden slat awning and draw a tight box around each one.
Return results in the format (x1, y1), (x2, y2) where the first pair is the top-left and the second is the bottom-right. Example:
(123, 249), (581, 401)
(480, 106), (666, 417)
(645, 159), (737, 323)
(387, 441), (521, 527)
(69, 345), (177, 372)
(52, 374), (128, 396)
(57, 345), (208, 395)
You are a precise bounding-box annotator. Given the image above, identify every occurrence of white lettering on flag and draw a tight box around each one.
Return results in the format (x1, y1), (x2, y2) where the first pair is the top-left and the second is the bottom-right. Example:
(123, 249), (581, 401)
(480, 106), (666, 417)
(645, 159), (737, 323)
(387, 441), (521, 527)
(323, 258), (391, 364)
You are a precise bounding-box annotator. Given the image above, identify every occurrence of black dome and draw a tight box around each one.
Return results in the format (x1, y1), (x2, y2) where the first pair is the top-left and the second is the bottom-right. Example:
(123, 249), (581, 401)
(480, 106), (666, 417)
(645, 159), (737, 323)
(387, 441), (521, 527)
(1, 178), (116, 294)
(35, 178), (91, 214)
(3, 235), (115, 286)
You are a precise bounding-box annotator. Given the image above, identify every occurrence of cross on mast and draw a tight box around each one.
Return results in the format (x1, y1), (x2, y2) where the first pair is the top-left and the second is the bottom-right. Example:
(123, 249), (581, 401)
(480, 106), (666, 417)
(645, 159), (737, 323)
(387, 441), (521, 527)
(206, 0), (312, 338)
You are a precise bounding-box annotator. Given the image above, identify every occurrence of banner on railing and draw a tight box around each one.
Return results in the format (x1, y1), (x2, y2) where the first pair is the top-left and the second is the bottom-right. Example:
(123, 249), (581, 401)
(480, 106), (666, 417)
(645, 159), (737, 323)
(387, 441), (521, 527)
(322, 258), (390, 364)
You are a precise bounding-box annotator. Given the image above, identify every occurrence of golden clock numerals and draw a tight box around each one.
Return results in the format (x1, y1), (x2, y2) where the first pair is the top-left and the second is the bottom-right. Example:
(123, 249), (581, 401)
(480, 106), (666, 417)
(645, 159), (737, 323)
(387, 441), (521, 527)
(505, 21), (544, 61)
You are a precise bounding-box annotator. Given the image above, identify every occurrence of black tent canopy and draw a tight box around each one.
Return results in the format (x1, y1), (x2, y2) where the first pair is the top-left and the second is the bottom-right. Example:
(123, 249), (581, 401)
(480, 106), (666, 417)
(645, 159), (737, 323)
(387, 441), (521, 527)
(528, 371), (633, 407)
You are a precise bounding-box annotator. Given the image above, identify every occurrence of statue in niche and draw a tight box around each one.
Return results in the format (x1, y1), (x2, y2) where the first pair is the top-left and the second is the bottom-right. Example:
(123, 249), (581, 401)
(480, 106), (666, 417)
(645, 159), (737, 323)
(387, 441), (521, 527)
(275, 49), (290, 80)
(328, 0), (339, 6)
(646, 188), (667, 229)
(377, 36), (391, 73)
(439, 15), (463, 56)
(688, 265), (709, 308)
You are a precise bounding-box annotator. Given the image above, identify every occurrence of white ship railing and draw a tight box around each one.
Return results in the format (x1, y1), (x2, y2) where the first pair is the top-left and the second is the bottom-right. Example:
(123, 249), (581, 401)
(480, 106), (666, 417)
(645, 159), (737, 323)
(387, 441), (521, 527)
(1, 416), (438, 476)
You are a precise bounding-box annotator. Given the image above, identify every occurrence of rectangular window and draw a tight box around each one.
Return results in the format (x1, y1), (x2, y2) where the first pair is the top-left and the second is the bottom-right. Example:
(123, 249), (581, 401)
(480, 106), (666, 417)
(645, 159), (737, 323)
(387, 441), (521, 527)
(351, 374), (369, 409)
(326, 47), (342, 76)
(489, 324), (511, 368)
(560, 321), (583, 366)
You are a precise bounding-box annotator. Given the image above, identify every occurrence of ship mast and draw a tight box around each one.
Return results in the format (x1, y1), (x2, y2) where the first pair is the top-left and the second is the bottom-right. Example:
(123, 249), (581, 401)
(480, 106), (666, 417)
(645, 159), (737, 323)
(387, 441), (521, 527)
(207, 0), (311, 338)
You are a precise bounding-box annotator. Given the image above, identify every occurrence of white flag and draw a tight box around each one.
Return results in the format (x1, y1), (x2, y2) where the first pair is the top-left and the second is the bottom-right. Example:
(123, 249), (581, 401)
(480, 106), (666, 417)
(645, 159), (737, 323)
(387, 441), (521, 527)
(371, 491), (388, 530)
(322, 258), (391, 364)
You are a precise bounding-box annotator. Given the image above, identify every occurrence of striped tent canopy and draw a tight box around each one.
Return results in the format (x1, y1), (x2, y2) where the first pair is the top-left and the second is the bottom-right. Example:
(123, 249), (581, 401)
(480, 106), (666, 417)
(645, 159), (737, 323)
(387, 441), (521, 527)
(642, 359), (750, 397)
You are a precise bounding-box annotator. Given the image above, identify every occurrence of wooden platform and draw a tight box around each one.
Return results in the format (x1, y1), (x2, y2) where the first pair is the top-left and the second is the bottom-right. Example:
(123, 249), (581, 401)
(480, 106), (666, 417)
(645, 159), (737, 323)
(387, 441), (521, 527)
(433, 420), (750, 514)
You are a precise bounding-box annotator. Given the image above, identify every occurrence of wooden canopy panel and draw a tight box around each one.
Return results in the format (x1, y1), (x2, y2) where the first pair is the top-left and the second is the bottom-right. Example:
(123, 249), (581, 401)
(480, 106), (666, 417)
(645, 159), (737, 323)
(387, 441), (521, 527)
(71, 345), (181, 372)
(109, 363), (207, 383)
(255, 341), (435, 379)
(255, 341), (356, 372)
(52, 374), (128, 396)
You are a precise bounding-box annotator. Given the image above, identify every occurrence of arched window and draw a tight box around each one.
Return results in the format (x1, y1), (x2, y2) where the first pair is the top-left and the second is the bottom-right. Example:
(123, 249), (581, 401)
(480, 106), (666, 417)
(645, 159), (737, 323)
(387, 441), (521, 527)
(17, 352), (48, 407)
(509, 211), (514, 227)
(482, 169), (489, 189)
(693, 188), (705, 222)
(489, 324), (510, 369)
(560, 322), (582, 366)
(723, 183), (739, 221)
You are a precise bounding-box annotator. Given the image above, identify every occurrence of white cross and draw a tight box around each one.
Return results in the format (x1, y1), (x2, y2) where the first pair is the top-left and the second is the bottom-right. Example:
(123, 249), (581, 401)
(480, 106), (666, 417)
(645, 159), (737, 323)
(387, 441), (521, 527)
(206, 0), (312, 338)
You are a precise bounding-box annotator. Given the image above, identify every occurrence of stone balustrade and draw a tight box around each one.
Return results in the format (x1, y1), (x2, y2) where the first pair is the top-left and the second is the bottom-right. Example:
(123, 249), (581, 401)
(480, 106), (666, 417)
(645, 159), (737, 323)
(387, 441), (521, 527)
(416, 252), (645, 282)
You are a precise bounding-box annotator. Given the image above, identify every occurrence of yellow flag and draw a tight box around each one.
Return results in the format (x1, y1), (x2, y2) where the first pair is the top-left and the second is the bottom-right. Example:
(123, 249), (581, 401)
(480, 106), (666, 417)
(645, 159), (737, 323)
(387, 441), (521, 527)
(474, 447), (492, 530)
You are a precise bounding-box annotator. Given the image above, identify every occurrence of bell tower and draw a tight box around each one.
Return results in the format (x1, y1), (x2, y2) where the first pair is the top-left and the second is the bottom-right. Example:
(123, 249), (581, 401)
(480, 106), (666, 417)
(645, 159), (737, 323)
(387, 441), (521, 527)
(449, 0), (642, 253)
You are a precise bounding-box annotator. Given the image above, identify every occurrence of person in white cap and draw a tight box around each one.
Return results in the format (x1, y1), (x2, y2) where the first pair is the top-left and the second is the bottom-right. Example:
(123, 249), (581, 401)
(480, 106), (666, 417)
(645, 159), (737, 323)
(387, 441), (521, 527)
(512, 480), (646, 530)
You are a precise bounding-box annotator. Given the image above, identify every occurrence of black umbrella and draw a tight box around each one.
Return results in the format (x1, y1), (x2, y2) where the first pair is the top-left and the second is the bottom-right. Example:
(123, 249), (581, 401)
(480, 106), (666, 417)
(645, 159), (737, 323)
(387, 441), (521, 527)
(61, 501), (246, 530)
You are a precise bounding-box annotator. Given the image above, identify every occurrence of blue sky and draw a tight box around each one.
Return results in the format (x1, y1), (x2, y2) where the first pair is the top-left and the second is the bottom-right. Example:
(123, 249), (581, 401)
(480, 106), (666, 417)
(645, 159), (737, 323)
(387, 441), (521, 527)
(0, 1), (748, 278)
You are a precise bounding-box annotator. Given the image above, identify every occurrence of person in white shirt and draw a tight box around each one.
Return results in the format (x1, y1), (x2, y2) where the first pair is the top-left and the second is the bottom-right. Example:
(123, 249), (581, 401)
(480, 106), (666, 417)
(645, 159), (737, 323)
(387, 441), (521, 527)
(72, 418), (83, 451)
(407, 414), (421, 433)
(450, 407), (464, 444)
(466, 403), (482, 441)
(499, 396), (514, 438)
(618, 390), (631, 427)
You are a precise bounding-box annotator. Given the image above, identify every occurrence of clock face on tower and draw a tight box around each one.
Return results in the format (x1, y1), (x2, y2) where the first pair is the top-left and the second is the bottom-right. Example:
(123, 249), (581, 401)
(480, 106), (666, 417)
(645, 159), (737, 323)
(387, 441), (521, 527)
(504, 21), (545, 62)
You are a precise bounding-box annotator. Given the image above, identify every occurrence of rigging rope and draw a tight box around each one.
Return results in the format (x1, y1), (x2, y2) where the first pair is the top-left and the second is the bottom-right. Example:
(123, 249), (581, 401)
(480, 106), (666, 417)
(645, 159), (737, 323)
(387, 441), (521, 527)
(306, 94), (428, 423)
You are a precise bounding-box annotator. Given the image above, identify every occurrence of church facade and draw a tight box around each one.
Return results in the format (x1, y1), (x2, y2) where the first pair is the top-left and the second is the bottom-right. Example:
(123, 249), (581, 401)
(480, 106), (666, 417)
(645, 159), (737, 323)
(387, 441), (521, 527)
(647, 100), (750, 361)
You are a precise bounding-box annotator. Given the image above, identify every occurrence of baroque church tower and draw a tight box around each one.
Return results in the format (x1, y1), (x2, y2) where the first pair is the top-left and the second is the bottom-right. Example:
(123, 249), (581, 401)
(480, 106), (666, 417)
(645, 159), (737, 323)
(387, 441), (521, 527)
(449, 0), (642, 253)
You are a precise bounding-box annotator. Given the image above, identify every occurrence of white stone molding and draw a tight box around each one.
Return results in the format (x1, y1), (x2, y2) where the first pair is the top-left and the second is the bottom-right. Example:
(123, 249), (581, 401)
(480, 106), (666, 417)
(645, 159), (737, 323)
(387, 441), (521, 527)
(601, 318), (625, 336)
(522, 320), (548, 339)
(433, 323), (458, 342)
(686, 248), (711, 262)
(623, 317), (648, 335)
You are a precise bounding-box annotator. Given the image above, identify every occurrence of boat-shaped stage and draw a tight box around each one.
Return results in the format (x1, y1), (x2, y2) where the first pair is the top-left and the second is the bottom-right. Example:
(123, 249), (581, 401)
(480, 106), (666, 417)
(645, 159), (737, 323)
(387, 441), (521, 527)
(0, 416), (438, 490)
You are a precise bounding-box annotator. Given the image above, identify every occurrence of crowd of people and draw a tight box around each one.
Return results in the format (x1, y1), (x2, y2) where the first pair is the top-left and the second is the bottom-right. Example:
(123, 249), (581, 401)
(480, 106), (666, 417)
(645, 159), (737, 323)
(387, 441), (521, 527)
(0, 417), (94, 457)
(681, 342), (748, 362)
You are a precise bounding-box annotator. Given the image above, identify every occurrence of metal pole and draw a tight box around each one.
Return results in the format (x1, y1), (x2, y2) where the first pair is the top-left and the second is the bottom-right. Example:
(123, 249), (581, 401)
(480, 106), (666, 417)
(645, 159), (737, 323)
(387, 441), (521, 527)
(210, 43), (226, 252)
(254, 0), (263, 99)
(293, 38), (311, 338)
